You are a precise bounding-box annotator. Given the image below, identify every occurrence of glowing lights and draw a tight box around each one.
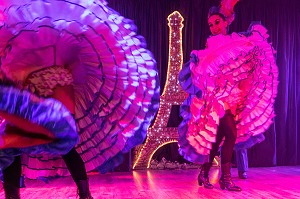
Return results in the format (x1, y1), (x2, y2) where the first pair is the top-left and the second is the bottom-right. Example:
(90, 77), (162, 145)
(147, 140), (178, 168)
(133, 11), (186, 169)
(161, 11), (184, 96)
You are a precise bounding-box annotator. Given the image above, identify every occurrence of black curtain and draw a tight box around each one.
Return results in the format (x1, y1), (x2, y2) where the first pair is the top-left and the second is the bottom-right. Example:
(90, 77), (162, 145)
(107, 0), (300, 167)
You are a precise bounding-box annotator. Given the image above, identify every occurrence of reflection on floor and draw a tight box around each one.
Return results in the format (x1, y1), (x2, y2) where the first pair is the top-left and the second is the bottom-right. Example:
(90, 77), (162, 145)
(1, 166), (300, 199)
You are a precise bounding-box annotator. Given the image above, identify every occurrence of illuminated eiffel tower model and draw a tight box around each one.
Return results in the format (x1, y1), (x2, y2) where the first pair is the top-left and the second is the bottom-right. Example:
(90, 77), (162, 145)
(133, 11), (187, 169)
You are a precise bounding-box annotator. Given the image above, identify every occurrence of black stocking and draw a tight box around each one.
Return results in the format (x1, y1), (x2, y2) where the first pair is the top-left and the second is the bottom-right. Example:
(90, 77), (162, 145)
(3, 156), (22, 187)
(219, 111), (237, 164)
(209, 110), (237, 164)
(62, 148), (87, 182)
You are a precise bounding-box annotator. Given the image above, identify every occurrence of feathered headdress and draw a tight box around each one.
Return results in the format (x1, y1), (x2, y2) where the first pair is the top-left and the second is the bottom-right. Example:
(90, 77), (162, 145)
(208, 0), (239, 25)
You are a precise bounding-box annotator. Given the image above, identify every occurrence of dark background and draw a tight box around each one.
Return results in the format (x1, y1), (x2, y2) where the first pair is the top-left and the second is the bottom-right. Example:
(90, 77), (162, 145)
(107, 0), (300, 168)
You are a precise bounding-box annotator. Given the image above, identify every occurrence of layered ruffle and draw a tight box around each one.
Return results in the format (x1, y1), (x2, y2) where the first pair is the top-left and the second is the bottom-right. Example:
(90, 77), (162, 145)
(0, 0), (159, 178)
(178, 23), (278, 163)
(0, 85), (78, 170)
(178, 58), (208, 163)
(234, 134), (265, 151)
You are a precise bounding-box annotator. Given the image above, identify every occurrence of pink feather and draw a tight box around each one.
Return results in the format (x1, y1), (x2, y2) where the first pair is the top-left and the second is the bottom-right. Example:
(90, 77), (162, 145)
(219, 0), (239, 24)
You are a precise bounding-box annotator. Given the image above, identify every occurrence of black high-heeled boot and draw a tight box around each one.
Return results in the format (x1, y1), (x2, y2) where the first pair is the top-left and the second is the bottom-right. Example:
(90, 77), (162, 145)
(4, 183), (21, 199)
(198, 162), (214, 189)
(219, 163), (242, 191)
(76, 179), (94, 199)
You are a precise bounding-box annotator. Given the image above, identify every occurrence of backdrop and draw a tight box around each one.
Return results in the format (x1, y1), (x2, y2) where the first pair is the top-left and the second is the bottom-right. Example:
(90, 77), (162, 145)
(107, 0), (300, 167)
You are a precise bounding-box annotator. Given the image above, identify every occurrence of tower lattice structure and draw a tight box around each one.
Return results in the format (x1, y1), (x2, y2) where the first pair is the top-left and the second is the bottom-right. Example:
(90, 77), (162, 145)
(133, 11), (186, 169)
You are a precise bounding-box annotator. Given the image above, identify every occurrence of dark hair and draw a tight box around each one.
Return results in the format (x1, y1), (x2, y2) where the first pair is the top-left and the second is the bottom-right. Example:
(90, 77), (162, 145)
(208, 6), (226, 21)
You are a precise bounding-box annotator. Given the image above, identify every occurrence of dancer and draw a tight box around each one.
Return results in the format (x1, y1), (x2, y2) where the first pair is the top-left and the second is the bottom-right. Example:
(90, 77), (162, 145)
(0, 0), (159, 198)
(178, 0), (278, 191)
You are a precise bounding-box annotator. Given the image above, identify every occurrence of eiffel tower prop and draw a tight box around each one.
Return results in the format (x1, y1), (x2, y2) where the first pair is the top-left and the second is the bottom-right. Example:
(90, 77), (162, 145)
(133, 11), (186, 169)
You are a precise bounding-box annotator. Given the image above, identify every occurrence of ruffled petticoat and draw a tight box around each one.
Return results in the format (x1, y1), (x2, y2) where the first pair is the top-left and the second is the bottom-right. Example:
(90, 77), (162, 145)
(178, 23), (278, 163)
(0, 0), (160, 178)
(0, 86), (79, 171)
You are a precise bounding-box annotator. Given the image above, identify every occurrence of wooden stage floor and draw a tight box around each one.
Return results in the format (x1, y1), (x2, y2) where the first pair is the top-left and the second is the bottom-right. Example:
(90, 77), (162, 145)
(1, 166), (300, 199)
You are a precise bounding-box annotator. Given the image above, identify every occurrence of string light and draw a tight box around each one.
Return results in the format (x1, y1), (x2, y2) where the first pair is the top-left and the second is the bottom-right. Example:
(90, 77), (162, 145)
(147, 140), (178, 168)
(133, 11), (186, 169)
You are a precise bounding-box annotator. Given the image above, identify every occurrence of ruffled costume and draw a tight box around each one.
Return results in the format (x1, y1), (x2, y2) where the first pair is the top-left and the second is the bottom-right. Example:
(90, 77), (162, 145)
(178, 23), (278, 163)
(0, 0), (159, 178)
(0, 86), (79, 171)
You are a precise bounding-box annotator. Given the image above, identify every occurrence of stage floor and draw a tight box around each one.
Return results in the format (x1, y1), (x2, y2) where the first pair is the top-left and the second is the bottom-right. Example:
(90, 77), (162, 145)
(1, 166), (300, 199)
